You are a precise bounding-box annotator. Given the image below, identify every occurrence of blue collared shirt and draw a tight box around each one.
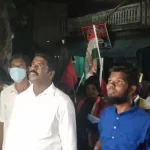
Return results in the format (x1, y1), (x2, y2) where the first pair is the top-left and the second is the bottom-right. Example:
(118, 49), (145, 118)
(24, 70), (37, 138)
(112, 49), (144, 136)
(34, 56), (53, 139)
(98, 105), (150, 150)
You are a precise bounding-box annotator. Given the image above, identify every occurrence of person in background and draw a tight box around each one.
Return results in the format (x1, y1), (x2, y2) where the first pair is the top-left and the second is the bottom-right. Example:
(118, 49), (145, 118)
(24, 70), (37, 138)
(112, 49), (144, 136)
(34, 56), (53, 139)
(145, 95), (150, 112)
(77, 76), (108, 150)
(94, 65), (150, 150)
(140, 80), (150, 99)
(3, 53), (77, 150)
(0, 68), (9, 93)
(133, 86), (150, 112)
(0, 53), (30, 150)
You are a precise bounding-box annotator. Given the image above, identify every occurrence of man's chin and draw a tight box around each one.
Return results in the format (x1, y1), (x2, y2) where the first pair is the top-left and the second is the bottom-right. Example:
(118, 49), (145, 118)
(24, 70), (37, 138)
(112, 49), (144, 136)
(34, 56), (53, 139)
(29, 77), (38, 82)
(108, 96), (128, 105)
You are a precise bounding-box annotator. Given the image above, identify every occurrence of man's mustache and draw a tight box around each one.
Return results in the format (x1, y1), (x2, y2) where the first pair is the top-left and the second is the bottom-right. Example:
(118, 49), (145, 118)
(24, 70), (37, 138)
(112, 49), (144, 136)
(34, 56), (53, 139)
(29, 70), (38, 75)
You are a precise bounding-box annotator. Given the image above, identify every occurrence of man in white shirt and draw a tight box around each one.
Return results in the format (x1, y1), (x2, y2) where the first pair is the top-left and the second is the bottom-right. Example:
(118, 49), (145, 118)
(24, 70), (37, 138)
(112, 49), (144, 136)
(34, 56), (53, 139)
(3, 53), (77, 150)
(0, 54), (30, 150)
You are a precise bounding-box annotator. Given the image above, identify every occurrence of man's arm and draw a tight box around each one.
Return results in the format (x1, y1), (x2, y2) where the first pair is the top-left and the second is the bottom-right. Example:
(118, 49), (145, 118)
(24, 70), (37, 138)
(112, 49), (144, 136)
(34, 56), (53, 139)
(58, 98), (77, 150)
(0, 92), (5, 150)
(0, 122), (3, 150)
(146, 126), (150, 150)
(94, 107), (107, 150)
(94, 140), (102, 150)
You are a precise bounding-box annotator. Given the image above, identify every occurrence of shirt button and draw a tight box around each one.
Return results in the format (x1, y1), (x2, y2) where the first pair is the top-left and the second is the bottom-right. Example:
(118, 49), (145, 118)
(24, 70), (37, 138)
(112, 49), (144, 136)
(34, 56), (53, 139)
(116, 117), (119, 120)
(114, 126), (116, 129)
(112, 136), (115, 139)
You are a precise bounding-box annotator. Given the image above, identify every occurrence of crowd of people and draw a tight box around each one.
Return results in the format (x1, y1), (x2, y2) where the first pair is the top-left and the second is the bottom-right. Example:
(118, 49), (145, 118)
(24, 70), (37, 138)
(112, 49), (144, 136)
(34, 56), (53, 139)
(0, 53), (150, 150)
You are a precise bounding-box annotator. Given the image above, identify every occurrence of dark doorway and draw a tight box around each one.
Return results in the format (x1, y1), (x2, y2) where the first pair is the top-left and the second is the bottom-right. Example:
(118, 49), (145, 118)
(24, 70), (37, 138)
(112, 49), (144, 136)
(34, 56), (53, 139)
(136, 46), (150, 81)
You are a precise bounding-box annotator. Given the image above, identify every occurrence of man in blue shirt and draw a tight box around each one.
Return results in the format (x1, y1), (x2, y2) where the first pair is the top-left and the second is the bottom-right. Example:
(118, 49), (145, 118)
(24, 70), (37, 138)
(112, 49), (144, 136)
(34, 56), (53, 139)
(94, 65), (150, 150)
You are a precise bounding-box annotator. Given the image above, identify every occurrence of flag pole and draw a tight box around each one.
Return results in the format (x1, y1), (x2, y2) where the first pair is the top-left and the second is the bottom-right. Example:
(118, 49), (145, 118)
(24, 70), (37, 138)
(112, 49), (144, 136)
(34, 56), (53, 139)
(75, 73), (84, 93)
(93, 24), (103, 86)
(70, 56), (77, 104)
(73, 86), (77, 104)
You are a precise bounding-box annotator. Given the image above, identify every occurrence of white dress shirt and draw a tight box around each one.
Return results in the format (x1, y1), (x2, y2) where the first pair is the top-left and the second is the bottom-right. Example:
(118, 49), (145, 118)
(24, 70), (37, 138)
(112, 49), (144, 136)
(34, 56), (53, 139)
(0, 84), (18, 138)
(3, 83), (77, 150)
(145, 96), (150, 107)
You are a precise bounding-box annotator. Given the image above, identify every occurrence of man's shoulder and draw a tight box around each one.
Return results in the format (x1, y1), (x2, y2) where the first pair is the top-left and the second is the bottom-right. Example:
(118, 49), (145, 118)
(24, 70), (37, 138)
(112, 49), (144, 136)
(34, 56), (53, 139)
(136, 106), (150, 119)
(100, 106), (115, 117)
(55, 87), (71, 103)
(135, 108), (150, 132)
(103, 106), (115, 112)
(1, 84), (15, 95)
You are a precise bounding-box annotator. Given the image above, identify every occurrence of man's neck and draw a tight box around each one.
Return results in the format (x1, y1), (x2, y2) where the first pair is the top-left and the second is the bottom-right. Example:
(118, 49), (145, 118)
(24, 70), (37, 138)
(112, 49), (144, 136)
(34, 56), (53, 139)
(14, 78), (30, 94)
(115, 102), (132, 114)
(33, 81), (52, 96)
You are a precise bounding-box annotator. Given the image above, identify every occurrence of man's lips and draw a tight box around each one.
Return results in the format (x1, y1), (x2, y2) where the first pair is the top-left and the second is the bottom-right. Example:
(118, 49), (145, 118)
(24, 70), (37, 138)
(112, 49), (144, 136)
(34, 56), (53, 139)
(29, 71), (38, 76)
(107, 89), (115, 94)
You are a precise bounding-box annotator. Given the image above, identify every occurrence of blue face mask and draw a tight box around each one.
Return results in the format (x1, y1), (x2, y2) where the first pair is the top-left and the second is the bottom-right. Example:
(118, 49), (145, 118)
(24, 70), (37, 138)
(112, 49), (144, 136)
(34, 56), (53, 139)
(10, 67), (26, 83)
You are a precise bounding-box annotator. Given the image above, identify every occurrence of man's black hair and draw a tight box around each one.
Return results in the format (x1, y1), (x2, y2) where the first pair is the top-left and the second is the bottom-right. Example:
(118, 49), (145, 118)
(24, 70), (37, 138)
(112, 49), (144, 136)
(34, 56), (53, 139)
(34, 53), (56, 71)
(84, 75), (101, 94)
(10, 53), (30, 67)
(109, 63), (139, 91)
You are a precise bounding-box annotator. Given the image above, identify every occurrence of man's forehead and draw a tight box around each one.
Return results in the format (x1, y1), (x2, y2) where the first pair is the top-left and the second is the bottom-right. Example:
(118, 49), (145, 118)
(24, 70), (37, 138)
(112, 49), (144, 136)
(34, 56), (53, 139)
(33, 56), (46, 63)
(87, 84), (96, 88)
(109, 72), (127, 80)
(11, 58), (25, 64)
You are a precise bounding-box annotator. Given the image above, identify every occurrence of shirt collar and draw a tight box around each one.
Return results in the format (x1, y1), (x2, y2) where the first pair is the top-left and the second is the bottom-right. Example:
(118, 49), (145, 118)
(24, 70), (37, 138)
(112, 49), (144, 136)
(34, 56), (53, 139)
(112, 105), (138, 116)
(11, 84), (18, 93)
(28, 83), (56, 97)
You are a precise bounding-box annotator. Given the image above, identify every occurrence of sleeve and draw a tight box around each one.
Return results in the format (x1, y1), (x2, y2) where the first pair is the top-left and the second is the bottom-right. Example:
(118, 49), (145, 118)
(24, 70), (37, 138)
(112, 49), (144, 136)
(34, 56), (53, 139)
(0, 92), (5, 122)
(98, 109), (106, 141)
(146, 127), (150, 150)
(58, 98), (77, 150)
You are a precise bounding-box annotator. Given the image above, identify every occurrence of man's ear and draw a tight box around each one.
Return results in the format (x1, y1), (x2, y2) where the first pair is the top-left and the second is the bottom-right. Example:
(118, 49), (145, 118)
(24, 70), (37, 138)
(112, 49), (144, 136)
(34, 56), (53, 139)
(49, 71), (55, 79)
(129, 85), (137, 95)
(8, 68), (10, 73)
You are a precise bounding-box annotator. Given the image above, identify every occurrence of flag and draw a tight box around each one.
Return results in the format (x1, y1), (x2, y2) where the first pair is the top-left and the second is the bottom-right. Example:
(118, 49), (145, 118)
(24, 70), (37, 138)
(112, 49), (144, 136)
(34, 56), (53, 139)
(85, 28), (99, 80)
(87, 29), (98, 56)
(60, 61), (77, 89)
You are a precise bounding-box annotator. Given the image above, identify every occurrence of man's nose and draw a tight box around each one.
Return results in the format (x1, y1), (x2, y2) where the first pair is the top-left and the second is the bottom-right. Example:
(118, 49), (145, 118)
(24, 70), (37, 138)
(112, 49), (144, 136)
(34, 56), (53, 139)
(30, 65), (38, 70)
(107, 82), (115, 89)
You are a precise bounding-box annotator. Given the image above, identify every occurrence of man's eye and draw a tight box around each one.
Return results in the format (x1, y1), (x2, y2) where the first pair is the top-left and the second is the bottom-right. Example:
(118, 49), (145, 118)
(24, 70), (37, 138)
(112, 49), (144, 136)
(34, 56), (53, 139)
(108, 80), (111, 83)
(117, 81), (123, 84)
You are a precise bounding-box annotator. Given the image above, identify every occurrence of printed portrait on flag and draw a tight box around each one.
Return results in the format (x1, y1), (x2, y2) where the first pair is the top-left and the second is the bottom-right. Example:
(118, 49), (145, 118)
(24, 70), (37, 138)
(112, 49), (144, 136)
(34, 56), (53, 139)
(82, 24), (111, 49)
(95, 24), (111, 49)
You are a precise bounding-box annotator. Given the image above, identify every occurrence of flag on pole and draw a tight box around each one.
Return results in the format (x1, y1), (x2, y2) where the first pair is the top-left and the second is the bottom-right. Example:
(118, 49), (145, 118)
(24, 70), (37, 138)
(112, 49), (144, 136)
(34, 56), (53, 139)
(76, 24), (110, 93)
(82, 25), (103, 84)
(60, 61), (78, 89)
(87, 29), (98, 56)
(85, 26), (100, 80)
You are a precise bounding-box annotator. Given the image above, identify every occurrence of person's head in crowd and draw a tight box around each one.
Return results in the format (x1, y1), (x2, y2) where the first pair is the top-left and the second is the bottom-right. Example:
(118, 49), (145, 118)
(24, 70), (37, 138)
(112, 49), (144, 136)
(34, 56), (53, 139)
(29, 53), (56, 85)
(107, 64), (139, 105)
(9, 53), (30, 83)
(84, 75), (101, 99)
